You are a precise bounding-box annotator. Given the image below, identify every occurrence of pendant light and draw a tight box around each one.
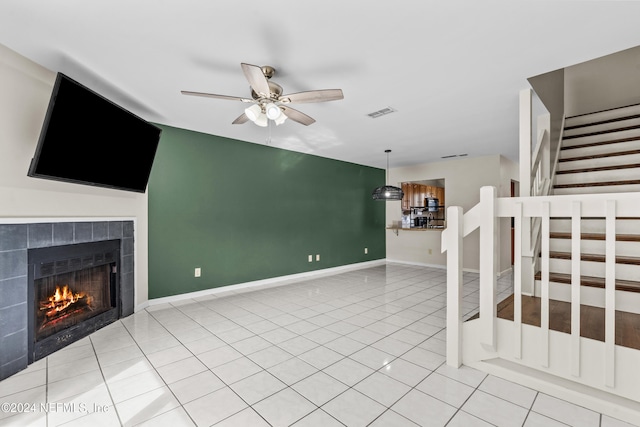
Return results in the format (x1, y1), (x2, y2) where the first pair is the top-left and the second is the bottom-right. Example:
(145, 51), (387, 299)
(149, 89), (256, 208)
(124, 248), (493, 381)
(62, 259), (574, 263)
(372, 149), (404, 201)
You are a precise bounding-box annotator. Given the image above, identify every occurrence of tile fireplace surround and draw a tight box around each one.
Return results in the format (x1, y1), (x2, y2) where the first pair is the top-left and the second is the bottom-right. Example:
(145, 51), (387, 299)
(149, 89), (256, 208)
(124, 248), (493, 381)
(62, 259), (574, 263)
(0, 220), (135, 381)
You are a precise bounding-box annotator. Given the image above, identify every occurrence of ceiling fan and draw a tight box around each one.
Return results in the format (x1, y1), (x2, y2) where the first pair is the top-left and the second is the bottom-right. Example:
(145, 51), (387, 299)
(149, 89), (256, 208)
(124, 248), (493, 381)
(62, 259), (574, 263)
(181, 63), (344, 127)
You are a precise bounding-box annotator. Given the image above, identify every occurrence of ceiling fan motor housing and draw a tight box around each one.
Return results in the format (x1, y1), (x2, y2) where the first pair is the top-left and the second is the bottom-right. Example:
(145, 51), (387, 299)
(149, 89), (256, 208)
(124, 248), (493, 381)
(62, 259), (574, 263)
(251, 80), (283, 101)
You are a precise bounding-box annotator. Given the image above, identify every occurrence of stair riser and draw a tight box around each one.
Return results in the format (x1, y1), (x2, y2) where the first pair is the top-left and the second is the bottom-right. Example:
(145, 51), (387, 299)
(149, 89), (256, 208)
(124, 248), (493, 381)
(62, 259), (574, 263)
(562, 128), (640, 148)
(533, 281), (640, 314)
(563, 117), (640, 138)
(550, 219), (639, 234)
(549, 239), (639, 257)
(560, 139), (640, 158)
(554, 168), (640, 186)
(557, 152), (640, 171)
(565, 104), (640, 128)
(548, 258), (640, 281)
(553, 184), (640, 195)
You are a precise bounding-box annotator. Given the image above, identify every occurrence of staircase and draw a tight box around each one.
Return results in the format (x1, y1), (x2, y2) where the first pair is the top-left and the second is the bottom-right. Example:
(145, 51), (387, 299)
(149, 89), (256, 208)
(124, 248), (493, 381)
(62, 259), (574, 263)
(533, 104), (640, 317)
(441, 94), (640, 425)
(554, 103), (640, 194)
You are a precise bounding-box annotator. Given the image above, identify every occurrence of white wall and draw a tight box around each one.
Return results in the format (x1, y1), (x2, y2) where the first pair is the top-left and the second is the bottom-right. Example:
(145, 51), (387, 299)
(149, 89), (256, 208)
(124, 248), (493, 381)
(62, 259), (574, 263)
(0, 44), (150, 306)
(565, 45), (640, 117)
(386, 154), (518, 274)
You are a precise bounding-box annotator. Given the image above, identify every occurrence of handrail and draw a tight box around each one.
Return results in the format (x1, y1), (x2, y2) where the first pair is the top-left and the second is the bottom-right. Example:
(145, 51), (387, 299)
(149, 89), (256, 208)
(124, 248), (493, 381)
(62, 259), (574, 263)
(531, 128), (547, 181)
(441, 203), (480, 253)
(550, 115), (567, 190)
(529, 114), (566, 292)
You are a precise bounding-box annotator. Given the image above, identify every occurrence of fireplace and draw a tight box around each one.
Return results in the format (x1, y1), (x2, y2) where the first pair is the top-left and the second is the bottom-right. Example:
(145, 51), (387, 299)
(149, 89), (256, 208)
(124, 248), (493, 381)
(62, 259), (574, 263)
(0, 221), (134, 381)
(27, 239), (121, 362)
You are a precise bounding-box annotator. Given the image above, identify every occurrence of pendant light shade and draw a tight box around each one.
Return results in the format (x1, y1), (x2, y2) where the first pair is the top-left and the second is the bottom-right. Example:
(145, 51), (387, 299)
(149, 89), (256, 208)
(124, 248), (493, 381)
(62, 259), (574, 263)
(372, 185), (404, 200)
(372, 149), (404, 201)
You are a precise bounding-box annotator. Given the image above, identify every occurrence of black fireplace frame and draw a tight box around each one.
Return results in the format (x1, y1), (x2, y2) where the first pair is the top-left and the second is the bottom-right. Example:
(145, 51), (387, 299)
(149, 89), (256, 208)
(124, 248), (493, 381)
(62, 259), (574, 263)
(27, 239), (121, 362)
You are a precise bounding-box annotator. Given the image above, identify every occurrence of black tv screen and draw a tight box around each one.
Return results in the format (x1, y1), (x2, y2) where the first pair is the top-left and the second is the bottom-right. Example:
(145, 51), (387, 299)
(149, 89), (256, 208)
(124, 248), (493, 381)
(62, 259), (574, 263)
(28, 73), (161, 193)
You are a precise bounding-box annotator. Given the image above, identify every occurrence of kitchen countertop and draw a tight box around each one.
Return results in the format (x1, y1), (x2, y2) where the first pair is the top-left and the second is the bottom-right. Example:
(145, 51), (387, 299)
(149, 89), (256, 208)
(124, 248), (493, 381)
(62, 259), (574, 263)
(386, 226), (444, 231)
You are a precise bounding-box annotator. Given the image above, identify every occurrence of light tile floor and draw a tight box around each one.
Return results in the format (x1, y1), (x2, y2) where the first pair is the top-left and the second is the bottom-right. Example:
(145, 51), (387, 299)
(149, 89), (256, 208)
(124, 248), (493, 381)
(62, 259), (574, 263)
(0, 264), (636, 426)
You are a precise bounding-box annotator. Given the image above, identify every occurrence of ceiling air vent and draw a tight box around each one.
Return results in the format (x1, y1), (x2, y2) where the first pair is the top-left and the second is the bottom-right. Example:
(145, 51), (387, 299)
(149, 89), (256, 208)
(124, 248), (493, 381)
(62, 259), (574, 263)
(367, 107), (396, 119)
(441, 153), (468, 159)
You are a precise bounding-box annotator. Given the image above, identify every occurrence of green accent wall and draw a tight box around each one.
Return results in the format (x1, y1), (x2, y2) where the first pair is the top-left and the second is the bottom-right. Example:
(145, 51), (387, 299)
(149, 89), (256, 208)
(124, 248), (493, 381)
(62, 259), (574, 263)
(148, 125), (386, 299)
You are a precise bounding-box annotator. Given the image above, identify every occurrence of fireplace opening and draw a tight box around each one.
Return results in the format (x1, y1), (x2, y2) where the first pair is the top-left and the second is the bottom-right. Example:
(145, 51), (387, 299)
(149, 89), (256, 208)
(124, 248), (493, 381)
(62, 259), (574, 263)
(35, 263), (116, 342)
(28, 240), (121, 362)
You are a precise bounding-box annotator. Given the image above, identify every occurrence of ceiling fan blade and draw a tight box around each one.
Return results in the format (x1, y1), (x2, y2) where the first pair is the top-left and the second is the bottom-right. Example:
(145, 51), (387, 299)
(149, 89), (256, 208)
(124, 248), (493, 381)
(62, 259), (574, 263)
(281, 106), (316, 126)
(181, 90), (253, 103)
(232, 113), (249, 124)
(281, 89), (344, 104)
(241, 63), (270, 97)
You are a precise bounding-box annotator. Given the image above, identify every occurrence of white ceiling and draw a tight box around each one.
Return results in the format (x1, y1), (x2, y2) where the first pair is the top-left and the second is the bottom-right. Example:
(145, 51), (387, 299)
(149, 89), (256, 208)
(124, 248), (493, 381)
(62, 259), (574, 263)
(1, 1), (640, 169)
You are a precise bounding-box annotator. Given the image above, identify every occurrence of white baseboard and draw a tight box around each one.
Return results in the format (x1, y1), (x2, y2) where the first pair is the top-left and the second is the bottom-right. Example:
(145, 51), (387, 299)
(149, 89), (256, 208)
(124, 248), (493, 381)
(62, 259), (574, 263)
(498, 267), (513, 277)
(140, 259), (387, 310)
(135, 301), (150, 311)
(383, 259), (512, 277)
(386, 259), (446, 270)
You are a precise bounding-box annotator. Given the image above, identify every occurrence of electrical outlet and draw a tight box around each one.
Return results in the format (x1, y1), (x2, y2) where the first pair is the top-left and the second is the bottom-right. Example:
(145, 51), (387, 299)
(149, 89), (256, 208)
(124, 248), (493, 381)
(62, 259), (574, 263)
(194, 267), (201, 277)
(316, 254), (320, 261)
(308, 255), (313, 262)
(364, 248), (368, 254)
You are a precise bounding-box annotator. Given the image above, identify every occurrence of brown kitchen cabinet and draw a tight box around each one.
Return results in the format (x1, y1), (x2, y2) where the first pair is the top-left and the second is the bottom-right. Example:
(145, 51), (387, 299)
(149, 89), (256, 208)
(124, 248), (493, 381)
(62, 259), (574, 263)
(401, 183), (412, 210)
(411, 184), (423, 207)
(402, 182), (445, 212)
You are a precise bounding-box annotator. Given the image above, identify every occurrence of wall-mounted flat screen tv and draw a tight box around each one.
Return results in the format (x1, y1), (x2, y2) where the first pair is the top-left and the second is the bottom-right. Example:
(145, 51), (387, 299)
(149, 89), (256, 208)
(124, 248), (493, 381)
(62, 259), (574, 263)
(28, 73), (161, 193)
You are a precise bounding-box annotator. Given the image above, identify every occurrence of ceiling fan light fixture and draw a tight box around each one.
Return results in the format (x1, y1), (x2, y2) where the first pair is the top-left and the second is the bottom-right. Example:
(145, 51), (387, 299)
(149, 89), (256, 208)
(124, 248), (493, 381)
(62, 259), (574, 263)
(265, 103), (282, 120)
(254, 113), (268, 127)
(372, 149), (404, 201)
(274, 112), (287, 126)
(244, 104), (262, 122)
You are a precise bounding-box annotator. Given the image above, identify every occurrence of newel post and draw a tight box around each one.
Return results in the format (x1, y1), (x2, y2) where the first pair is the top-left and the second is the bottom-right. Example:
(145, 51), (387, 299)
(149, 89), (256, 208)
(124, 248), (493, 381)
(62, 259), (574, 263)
(479, 186), (498, 352)
(519, 88), (534, 295)
(444, 206), (463, 367)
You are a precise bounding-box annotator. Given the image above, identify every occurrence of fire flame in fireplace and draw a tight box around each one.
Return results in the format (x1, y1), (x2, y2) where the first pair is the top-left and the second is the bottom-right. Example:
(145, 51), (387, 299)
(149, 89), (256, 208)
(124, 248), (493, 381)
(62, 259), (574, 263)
(40, 285), (88, 318)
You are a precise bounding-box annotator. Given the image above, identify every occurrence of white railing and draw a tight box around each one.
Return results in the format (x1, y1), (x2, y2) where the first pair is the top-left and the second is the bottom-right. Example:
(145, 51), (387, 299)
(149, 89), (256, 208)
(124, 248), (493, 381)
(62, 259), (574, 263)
(442, 186), (640, 401)
(531, 128), (550, 197)
(521, 88), (566, 298)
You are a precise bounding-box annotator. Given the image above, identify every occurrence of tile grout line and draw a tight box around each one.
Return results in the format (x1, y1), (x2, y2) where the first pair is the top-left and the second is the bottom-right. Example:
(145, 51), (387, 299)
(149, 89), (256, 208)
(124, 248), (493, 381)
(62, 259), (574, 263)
(12, 265), (625, 426)
(160, 269), (445, 425)
(144, 306), (274, 426)
(88, 334), (124, 427)
(441, 369), (488, 427)
(141, 268), (450, 425)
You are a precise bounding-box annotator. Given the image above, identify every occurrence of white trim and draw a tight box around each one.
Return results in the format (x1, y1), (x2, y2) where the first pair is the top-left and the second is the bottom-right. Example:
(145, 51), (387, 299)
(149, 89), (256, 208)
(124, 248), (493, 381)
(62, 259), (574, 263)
(385, 259), (446, 270)
(144, 259), (387, 308)
(498, 267), (513, 277)
(386, 261), (512, 277)
(0, 216), (137, 223)
(469, 358), (640, 427)
(135, 301), (150, 311)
